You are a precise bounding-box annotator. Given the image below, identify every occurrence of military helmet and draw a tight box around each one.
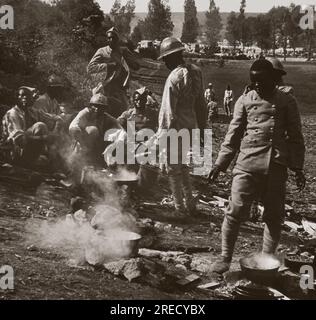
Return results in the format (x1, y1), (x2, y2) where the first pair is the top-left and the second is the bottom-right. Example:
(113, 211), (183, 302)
(250, 59), (274, 74)
(47, 75), (64, 87)
(90, 93), (108, 107)
(158, 37), (185, 60)
(266, 57), (287, 75)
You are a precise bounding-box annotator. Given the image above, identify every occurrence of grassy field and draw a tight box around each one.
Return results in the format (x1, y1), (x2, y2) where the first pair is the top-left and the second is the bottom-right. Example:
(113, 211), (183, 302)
(201, 60), (316, 115)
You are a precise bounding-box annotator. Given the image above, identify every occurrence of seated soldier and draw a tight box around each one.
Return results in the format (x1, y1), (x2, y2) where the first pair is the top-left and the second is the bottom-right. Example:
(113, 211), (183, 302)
(69, 93), (121, 167)
(117, 87), (159, 193)
(31, 75), (66, 133)
(2, 86), (49, 165)
(118, 87), (158, 133)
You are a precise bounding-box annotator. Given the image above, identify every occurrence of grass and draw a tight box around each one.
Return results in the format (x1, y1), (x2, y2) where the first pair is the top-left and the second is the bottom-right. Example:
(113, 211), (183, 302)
(201, 60), (316, 115)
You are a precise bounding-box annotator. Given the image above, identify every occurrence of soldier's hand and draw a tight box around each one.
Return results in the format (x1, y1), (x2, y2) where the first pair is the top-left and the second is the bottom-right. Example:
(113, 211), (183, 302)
(295, 170), (306, 192)
(208, 165), (222, 183)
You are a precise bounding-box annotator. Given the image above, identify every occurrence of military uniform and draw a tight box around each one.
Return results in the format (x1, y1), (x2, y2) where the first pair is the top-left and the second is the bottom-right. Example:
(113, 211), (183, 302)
(158, 63), (207, 211)
(215, 88), (305, 259)
(87, 45), (140, 116)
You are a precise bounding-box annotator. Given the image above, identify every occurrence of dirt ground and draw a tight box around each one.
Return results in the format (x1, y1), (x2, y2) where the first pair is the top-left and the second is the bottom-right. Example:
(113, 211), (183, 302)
(1, 60), (316, 300)
(0, 112), (315, 300)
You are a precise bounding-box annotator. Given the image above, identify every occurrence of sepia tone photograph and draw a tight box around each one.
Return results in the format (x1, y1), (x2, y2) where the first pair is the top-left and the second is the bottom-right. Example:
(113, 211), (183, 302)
(0, 0), (316, 305)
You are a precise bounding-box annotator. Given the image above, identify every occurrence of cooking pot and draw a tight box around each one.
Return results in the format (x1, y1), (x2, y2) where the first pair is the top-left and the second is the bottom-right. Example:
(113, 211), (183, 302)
(85, 230), (142, 265)
(97, 230), (142, 258)
(240, 253), (281, 284)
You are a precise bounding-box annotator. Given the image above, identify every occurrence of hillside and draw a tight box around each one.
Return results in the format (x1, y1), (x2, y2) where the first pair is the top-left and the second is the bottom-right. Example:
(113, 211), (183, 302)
(131, 12), (260, 40)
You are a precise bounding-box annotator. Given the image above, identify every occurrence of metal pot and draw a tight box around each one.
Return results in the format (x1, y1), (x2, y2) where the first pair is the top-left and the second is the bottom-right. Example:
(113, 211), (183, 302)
(85, 230), (142, 265)
(99, 230), (142, 258)
(240, 253), (281, 284)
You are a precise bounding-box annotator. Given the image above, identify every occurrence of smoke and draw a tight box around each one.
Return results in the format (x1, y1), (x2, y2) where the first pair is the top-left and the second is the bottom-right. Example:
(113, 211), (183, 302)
(25, 203), (139, 265)
(25, 166), (140, 265)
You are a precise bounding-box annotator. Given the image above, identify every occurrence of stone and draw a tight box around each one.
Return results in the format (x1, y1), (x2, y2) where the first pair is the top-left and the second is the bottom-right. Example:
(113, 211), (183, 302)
(190, 257), (211, 274)
(104, 258), (143, 282)
(197, 282), (221, 290)
(176, 274), (200, 287)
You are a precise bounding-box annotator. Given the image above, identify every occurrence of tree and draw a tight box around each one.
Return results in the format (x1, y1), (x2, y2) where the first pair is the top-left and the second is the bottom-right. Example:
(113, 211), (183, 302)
(287, 4), (304, 56)
(251, 14), (272, 52)
(131, 20), (144, 44)
(238, 0), (247, 48)
(205, 0), (222, 52)
(142, 0), (174, 40)
(110, 0), (136, 39)
(181, 0), (199, 43)
(226, 12), (240, 51)
(267, 6), (289, 57)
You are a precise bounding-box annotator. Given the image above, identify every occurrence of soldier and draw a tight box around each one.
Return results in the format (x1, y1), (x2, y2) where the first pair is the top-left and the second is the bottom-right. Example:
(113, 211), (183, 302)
(2, 87), (49, 164)
(208, 59), (306, 274)
(87, 27), (140, 117)
(31, 75), (65, 133)
(117, 87), (159, 192)
(118, 87), (158, 133)
(157, 37), (207, 218)
(204, 83), (216, 103)
(223, 84), (234, 117)
(69, 93), (121, 166)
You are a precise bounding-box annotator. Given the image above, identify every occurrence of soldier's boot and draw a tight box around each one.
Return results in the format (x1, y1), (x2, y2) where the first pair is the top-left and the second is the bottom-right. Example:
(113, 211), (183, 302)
(262, 221), (281, 254)
(211, 215), (241, 274)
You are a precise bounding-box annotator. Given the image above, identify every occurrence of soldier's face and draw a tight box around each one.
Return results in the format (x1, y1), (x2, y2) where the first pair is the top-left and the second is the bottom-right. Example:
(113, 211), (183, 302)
(250, 70), (275, 98)
(17, 89), (32, 109)
(163, 52), (181, 71)
(107, 32), (119, 48)
(89, 104), (99, 113)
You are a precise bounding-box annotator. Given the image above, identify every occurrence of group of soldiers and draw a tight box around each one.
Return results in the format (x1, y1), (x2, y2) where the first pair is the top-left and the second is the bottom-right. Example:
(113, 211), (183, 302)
(0, 26), (307, 275)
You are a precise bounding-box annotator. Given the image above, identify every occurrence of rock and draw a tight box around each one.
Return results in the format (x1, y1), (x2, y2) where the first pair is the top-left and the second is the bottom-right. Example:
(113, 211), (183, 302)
(174, 254), (192, 267)
(138, 248), (163, 258)
(300, 251), (311, 258)
(284, 221), (303, 232)
(302, 219), (316, 237)
(26, 244), (38, 252)
(73, 209), (88, 225)
(198, 282), (221, 290)
(104, 258), (143, 282)
(190, 257), (211, 274)
(176, 274), (200, 287)
(175, 264), (187, 272)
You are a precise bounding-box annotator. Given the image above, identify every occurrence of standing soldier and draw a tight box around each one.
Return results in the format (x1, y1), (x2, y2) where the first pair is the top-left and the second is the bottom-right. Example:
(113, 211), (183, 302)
(208, 59), (306, 274)
(204, 83), (216, 103)
(223, 84), (234, 117)
(87, 27), (140, 117)
(157, 37), (207, 219)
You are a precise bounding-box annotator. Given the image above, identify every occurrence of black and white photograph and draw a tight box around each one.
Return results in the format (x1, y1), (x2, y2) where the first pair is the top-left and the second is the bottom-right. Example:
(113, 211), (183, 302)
(0, 0), (316, 307)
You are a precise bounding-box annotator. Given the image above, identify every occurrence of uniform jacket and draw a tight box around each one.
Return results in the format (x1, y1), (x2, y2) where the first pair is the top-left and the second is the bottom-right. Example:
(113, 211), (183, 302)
(158, 63), (207, 136)
(69, 107), (121, 136)
(31, 93), (61, 128)
(118, 107), (158, 132)
(2, 105), (35, 143)
(215, 89), (305, 174)
(87, 46), (140, 90)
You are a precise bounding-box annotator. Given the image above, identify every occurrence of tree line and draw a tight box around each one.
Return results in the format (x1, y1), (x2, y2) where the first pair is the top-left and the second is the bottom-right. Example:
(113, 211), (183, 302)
(179, 0), (315, 60)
